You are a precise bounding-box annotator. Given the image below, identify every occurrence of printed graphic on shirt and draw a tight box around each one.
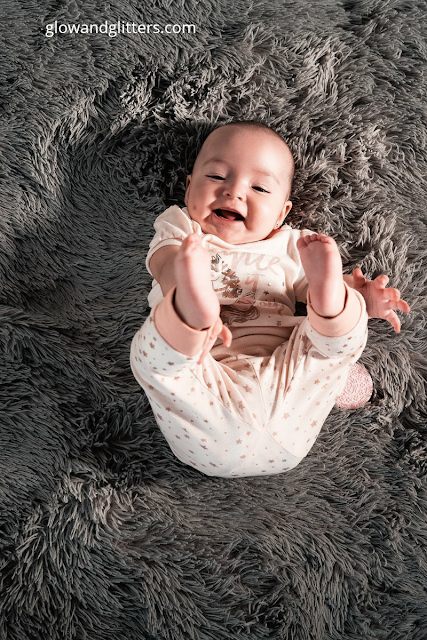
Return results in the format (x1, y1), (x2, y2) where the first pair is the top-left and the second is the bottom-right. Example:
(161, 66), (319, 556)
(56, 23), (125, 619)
(210, 252), (290, 328)
(211, 254), (242, 299)
(220, 292), (260, 327)
(211, 254), (260, 326)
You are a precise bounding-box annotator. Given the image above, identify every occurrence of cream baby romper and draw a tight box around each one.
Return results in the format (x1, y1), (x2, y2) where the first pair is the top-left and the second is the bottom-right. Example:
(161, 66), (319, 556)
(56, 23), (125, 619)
(130, 206), (369, 478)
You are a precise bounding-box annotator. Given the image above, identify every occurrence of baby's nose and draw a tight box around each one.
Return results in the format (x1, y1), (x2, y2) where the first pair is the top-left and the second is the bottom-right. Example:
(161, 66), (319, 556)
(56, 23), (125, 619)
(223, 184), (244, 199)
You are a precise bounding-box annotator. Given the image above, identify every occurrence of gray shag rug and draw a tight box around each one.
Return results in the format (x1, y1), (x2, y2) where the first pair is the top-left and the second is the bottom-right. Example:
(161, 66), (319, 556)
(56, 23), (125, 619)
(1, 1), (427, 638)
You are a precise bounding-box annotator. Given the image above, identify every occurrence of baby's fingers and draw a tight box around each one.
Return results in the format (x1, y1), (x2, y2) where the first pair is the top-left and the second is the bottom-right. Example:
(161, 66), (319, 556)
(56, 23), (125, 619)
(352, 267), (366, 284)
(373, 276), (403, 303)
(220, 324), (233, 348)
(197, 320), (232, 365)
(390, 299), (411, 313)
(381, 287), (412, 310)
(385, 310), (401, 333)
(383, 286), (401, 302)
(374, 274), (390, 289)
(197, 336), (217, 365)
(374, 275), (405, 304)
(383, 300), (411, 333)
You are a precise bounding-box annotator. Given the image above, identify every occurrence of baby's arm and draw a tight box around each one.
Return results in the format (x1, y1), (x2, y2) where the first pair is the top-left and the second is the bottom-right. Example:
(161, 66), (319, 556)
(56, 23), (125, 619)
(149, 245), (181, 297)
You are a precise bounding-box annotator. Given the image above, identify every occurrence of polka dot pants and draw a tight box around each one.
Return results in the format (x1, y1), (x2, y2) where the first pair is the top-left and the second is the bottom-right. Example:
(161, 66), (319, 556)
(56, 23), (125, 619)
(130, 286), (368, 478)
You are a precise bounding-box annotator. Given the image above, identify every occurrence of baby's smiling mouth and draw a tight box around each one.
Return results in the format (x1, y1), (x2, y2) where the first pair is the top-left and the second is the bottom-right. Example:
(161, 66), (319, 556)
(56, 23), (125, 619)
(214, 209), (245, 221)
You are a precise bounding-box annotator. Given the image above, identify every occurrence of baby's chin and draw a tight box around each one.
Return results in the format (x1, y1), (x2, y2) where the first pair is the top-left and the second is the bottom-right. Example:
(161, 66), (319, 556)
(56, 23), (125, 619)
(195, 214), (243, 242)
(204, 225), (270, 245)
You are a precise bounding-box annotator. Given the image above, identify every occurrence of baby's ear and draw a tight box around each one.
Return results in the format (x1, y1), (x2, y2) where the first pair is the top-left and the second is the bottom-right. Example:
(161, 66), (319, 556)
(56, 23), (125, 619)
(282, 200), (292, 218)
(184, 175), (191, 205)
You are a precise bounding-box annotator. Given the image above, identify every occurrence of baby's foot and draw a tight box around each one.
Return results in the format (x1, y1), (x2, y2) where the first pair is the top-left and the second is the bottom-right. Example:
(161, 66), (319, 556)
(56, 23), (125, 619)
(173, 234), (220, 330)
(296, 233), (346, 317)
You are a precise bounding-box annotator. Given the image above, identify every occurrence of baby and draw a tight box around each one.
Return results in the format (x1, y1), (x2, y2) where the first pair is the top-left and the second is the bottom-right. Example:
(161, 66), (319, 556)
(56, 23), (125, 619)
(130, 120), (410, 478)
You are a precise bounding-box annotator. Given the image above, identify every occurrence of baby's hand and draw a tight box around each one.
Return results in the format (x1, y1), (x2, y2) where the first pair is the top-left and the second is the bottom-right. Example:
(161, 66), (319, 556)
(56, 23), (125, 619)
(351, 268), (411, 333)
(197, 317), (232, 365)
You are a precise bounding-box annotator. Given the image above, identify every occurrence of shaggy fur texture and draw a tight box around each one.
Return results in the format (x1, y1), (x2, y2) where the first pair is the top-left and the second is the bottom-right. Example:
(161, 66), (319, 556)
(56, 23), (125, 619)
(1, 1), (426, 638)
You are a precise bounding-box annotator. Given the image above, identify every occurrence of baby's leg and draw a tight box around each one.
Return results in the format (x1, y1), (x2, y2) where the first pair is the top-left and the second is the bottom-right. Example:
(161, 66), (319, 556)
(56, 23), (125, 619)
(173, 233), (220, 331)
(297, 233), (360, 336)
(154, 234), (230, 362)
(261, 287), (369, 462)
(130, 297), (266, 477)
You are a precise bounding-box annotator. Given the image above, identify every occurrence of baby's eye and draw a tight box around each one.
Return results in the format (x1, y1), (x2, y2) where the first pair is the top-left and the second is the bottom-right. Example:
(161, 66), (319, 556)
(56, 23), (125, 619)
(253, 186), (269, 193)
(207, 175), (224, 180)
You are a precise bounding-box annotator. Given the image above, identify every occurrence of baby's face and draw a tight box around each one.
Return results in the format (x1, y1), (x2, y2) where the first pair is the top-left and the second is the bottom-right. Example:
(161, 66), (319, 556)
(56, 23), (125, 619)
(184, 125), (293, 244)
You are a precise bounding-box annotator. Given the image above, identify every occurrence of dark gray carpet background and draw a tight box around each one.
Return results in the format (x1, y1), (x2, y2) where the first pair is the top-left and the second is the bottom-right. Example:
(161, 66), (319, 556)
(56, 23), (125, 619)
(1, 0), (427, 638)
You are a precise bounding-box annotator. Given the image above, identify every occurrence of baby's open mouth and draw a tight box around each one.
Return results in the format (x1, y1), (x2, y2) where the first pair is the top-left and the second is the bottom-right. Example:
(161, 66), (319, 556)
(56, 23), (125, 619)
(214, 209), (244, 221)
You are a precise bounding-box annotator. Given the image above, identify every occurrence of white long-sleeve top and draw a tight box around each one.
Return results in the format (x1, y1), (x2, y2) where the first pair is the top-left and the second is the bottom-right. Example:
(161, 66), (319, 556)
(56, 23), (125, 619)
(145, 205), (316, 357)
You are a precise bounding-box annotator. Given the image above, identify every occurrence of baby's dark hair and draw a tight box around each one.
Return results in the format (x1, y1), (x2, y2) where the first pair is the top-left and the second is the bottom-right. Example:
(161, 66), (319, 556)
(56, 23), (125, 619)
(211, 119), (295, 194)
